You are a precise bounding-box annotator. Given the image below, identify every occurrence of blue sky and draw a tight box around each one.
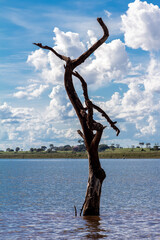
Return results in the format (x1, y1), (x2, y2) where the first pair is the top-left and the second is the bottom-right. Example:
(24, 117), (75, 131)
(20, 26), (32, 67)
(1, 0), (160, 150)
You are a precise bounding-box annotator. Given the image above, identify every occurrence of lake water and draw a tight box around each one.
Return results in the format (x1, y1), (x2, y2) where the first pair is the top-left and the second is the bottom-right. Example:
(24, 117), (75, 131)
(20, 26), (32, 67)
(0, 158), (160, 239)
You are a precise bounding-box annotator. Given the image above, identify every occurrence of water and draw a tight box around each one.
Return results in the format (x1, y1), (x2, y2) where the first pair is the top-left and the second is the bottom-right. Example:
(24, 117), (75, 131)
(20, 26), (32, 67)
(0, 159), (160, 239)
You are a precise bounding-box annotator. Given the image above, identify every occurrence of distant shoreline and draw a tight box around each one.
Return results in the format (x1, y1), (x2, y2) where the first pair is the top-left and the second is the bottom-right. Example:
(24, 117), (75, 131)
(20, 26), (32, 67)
(0, 149), (160, 159)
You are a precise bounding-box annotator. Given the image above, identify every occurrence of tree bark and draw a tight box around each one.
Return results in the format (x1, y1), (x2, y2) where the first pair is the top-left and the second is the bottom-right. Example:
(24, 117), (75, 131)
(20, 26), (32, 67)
(34, 18), (120, 216)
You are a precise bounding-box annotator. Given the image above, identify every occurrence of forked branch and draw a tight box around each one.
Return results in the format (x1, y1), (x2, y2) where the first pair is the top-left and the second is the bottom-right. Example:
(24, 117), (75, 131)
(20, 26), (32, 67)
(72, 18), (109, 68)
(34, 18), (109, 71)
(73, 71), (120, 136)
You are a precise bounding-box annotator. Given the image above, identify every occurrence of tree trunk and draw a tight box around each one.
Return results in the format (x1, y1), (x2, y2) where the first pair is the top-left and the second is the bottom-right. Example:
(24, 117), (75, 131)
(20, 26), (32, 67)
(34, 18), (120, 216)
(83, 152), (106, 216)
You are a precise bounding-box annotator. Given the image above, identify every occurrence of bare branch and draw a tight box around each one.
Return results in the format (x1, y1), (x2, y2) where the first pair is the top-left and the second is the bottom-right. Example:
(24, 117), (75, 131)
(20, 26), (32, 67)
(33, 43), (69, 62)
(72, 18), (109, 68)
(73, 71), (94, 130)
(73, 71), (105, 133)
(97, 17), (109, 36)
(73, 70), (119, 136)
(72, 71), (89, 101)
(77, 130), (85, 139)
(92, 103), (120, 136)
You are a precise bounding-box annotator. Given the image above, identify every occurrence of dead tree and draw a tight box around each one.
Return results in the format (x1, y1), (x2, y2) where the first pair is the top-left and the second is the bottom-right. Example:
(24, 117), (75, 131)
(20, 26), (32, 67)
(34, 18), (120, 216)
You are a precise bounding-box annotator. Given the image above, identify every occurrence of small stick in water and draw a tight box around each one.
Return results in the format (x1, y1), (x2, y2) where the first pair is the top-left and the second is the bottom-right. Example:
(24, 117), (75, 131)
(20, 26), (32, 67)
(74, 205), (77, 217)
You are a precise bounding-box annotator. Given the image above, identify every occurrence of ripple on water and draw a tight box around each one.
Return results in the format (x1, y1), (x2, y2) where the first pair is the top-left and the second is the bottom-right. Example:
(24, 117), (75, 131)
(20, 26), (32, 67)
(0, 209), (160, 240)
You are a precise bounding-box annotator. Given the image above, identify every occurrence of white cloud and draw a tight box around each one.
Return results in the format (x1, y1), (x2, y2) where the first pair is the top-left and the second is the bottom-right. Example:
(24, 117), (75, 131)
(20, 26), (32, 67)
(0, 101), (79, 150)
(30, 84), (48, 98)
(25, 25), (132, 140)
(48, 85), (67, 105)
(136, 115), (157, 136)
(27, 26), (131, 93)
(144, 56), (160, 93)
(81, 38), (131, 88)
(27, 49), (64, 85)
(27, 49), (49, 70)
(27, 27), (86, 86)
(46, 85), (74, 121)
(65, 128), (78, 139)
(0, 102), (35, 123)
(3, 10), (160, 149)
(53, 27), (86, 58)
(13, 83), (49, 99)
(94, 54), (160, 139)
(0, 102), (12, 119)
(0, 102), (38, 148)
(121, 0), (160, 51)
(25, 24), (144, 147)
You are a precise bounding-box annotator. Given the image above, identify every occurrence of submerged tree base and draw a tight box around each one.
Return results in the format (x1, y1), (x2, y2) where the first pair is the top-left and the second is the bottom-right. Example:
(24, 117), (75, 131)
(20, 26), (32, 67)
(82, 173), (105, 216)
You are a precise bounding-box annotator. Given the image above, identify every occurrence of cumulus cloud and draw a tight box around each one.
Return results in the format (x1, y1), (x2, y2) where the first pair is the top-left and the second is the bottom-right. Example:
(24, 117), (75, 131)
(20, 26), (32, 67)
(53, 27), (86, 58)
(26, 21), (154, 146)
(0, 102), (12, 119)
(81, 37), (131, 88)
(13, 83), (49, 99)
(27, 27), (86, 86)
(3, 9), (160, 149)
(121, 0), (160, 51)
(94, 54), (160, 139)
(136, 115), (157, 136)
(27, 49), (49, 70)
(46, 85), (75, 121)
(65, 128), (78, 139)
(0, 102), (35, 123)
(23, 25), (132, 146)
(0, 101), (78, 150)
(0, 102), (38, 148)
(28, 27), (131, 90)
(46, 85), (68, 120)
(144, 56), (160, 93)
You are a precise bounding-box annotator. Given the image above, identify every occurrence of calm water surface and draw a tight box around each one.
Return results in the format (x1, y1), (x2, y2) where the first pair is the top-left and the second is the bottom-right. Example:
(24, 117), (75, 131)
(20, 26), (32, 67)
(0, 159), (160, 239)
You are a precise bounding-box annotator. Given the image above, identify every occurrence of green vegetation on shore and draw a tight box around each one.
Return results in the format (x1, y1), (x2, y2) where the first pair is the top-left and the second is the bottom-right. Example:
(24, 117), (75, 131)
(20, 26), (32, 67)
(1, 148), (160, 159)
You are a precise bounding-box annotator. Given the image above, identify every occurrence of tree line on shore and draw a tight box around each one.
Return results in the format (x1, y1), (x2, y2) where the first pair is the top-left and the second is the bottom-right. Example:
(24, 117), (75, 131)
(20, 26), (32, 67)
(1, 142), (160, 153)
(2, 143), (109, 153)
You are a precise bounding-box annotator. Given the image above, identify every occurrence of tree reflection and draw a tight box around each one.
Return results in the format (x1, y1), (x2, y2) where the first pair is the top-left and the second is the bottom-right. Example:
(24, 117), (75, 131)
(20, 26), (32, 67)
(83, 216), (108, 239)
